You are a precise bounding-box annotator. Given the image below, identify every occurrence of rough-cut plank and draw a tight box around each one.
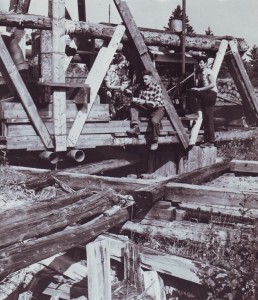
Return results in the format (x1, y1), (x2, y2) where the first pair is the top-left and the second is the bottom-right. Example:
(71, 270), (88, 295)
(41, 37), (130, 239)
(87, 238), (111, 300)
(0, 36), (53, 148)
(179, 202), (258, 223)
(124, 241), (144, 295)
(0, 13), (249, 53)
(211, 40), (228, 79)
(120, 219), (254, 246)
(133, 160), (231, 205)
(67, 25), (125, 147)
(165, 182), (258, 209)
(51, 0), (67, 151)
(103, 233), (221, 285)
(114, 0), (189, 149)
(229, 40), (258, 121)
(230, 159), (258, 174)
(56, 172), (156, 193)
(0, 207), (130, 279)
(142, 271), (166, 300)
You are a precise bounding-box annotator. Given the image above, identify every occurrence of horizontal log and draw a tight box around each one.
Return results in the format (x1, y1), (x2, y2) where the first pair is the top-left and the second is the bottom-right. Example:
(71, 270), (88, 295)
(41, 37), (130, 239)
(165, 183), (258, 209)
(0, 207), (130, 279)
(179, 202), (258, 224)
(24, 157), (146, 190)
(56, 172), (156, 193)
(133, 159), (231, 205)
(230, 159), (258, 174)
(0, 12), (249, 52)
(0, 192), (116, 248)
(0, 189), (93, 227)
(215, 128), (258, 142)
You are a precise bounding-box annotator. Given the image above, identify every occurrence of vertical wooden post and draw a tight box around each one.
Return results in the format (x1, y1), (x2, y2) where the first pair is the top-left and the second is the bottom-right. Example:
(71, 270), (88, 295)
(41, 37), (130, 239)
(77, 0), (87, 21)
(124, 241), (144, 295)
(87, 238), (111, 300)
(51, 0), (67, 151)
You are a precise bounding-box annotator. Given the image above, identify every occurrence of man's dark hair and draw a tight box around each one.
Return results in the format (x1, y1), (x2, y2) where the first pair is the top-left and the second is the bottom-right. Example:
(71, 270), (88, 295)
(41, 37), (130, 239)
(196, 56), (208, 63)
(141, 70), (153, 77)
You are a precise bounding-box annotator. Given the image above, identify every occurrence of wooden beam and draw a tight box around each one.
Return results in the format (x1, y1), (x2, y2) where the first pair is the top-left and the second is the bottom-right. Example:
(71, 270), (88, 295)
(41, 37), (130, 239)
(0, 36), (53, 148)
(113, 0), (189, 149)
(51, 0), (67, 151)
(0, 13), (249, 53)
(77, 0), (87, 21)
(226, 41), (258, 124)
(230, 159), (258, 174)
(0, 207), (130, 279)
(211, 41), (228, 79)
(133, 159), (231, 205)
(229, 40), (258, 111)
(0, 192), (114, 249)
(67, 25), (125, 147)
(165, 182), (258, 209)
(87, 238), (111, 300)
(124, 241), (144, 294)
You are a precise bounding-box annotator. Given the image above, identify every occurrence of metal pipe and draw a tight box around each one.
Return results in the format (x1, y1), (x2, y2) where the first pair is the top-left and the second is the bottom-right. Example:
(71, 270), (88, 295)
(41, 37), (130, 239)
(39, 151), (59, 164)
(67, 149), (85, 162)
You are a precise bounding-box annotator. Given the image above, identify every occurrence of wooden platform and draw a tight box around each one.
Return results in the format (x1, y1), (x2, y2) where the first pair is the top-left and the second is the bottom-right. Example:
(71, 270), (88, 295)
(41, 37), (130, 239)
(0, 100), (196, 151)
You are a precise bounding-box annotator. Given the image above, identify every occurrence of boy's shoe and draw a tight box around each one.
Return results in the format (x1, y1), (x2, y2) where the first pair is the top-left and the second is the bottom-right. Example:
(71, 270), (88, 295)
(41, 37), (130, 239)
(150, 142), (159, 151)
(200, 142), (214, 148)
(126, 125), (140, 137)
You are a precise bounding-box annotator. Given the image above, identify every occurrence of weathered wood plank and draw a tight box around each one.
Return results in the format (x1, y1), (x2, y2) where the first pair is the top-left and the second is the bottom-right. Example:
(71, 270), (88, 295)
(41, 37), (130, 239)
(0, 192), (113, 249)
(0, 207), (130, 279)
(230, 159), (258, 174)
(0, 13), (249, 53)
(5, 133), (180, 150)
(229, 40), (258, 121)
(1, 101), (109, 121)
(87, 238), (111, 300)
(178, 202), (258, 223)
(124, 241), (144, 294)
(0, 36), (53, 148)
(165, 182), (258, 209)
(51, 0), (67, 151)
(55, 172), (156, 193)
(67, 25), (125, 147)
(114, 0), (189, 149)
(6, 120), (174, 136)
(133, 160), (231, 205)
(212, 40), (228, 79)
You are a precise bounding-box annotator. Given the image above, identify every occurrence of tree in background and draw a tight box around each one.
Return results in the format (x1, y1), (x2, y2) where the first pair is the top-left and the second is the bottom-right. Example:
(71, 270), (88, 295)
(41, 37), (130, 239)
(205, 26), (214, 36)
(164, 5), (195, 34)
(244, 45), (258, 87)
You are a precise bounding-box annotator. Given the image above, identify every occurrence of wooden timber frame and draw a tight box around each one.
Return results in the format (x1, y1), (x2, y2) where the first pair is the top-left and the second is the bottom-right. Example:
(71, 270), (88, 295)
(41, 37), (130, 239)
(0, 0), (257, 157)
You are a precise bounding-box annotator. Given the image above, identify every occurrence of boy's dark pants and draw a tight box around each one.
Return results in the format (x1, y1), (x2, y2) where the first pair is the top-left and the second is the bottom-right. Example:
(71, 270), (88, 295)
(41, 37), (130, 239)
(129, 105), (165, 142)
(189, 89), (217, 143)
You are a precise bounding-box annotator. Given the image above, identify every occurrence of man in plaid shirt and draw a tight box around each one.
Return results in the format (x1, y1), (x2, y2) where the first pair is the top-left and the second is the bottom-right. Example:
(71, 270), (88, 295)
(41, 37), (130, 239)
(126, 70), (165, 150)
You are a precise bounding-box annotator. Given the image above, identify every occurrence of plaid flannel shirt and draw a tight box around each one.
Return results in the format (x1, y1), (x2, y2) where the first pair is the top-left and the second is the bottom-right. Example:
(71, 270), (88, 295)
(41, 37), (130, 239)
(138, 81), (164, 108)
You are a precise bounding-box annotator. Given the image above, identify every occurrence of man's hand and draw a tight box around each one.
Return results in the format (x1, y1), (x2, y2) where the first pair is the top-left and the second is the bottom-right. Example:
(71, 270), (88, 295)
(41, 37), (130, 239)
(132, 97), (145, 105)
(191, 87), (201, 91)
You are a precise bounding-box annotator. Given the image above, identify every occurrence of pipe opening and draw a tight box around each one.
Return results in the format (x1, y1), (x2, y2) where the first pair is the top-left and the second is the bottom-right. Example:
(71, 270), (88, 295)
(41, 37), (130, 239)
(39, 151), (59, 164)
(67, 150), (85, 163)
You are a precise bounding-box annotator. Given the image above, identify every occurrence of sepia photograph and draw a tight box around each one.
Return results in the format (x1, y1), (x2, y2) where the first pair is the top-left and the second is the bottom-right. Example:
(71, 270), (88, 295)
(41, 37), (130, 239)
(0, 0), (257, 299)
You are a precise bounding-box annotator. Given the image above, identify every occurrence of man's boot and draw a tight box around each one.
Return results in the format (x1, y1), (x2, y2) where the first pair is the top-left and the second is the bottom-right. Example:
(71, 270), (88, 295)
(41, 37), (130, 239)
(126, 125), (140, 137)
